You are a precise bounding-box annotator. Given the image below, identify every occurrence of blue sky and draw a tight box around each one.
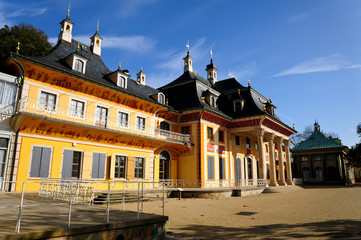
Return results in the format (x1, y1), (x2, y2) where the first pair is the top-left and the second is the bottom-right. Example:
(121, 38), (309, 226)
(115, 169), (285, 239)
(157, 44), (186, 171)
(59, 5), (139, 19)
(1, 0), (361, 147)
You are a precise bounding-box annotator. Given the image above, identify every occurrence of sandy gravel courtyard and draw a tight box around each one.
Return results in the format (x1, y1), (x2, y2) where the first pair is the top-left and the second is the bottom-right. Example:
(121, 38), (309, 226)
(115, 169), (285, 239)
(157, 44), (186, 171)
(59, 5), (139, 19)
(119, 186), (361, 239)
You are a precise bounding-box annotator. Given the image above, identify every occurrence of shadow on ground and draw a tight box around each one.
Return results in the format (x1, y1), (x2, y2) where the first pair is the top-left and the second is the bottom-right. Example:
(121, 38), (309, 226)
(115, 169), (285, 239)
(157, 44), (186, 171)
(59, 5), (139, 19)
(170, 219), (361, 239)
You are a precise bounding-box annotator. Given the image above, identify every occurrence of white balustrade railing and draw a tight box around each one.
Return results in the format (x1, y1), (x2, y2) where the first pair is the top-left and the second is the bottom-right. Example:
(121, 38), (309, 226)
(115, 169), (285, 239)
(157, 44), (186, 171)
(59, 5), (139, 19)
(18, 97), (190, 144)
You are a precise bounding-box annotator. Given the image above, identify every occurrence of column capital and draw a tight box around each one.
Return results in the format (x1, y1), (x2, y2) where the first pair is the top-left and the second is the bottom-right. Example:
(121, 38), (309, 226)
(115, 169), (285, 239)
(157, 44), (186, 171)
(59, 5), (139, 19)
(284, 139), (290, 147)
(277, 137), (284, 144)
(269, 133), (275, 141)
(257, 128), (265, 137)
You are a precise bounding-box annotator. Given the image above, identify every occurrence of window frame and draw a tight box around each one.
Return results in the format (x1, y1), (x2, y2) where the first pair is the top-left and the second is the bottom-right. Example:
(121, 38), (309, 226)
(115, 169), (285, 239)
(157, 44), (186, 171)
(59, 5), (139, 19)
(69, 98), (86, 119)
(181, 126), (191, 135)
(91, 151), (107, 180)
(0, 79), (16, 106)
(207, 126), (213, 140)
(39, 90), (58, 112)
(28, 145), (53, 179)
(114, 155), (127, 179)
(117, 75), (127, 89)
(95, 105), (109, 128)
(136, 116), (146, 131)
(158, 93), (166, 104)
(235, 135), (240, 146)
(72, 55), (88, 74)
(218, 130), (224, 143)
(117, 110), (129, 128)
(134, 156), (145, 179)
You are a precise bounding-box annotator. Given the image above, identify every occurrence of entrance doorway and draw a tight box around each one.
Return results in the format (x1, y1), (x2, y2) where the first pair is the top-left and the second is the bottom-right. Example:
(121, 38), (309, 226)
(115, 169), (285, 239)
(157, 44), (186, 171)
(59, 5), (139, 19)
(159, 151), (170, 180)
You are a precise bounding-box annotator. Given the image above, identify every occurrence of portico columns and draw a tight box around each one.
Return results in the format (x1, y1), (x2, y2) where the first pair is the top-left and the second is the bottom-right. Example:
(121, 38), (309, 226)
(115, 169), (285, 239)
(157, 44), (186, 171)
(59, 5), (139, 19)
(277, 137), (286, 186)
(268, 133), (279, 186)
(258, 129), (267, 181)
(285, 140), (294, 185)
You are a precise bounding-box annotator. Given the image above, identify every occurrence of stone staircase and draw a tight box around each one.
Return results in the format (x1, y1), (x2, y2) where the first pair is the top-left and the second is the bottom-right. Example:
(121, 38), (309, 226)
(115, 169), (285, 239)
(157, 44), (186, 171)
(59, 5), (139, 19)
(262, 185), (303, 193)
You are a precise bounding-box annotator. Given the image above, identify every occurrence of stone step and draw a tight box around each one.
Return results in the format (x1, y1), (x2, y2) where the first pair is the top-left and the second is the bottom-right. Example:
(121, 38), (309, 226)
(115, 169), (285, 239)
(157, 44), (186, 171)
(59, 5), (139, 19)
(262, 185), (303, 193)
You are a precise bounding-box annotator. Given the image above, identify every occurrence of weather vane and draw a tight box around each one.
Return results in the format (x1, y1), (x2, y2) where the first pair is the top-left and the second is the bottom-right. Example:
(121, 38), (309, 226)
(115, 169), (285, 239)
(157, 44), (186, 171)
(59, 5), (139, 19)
(186, 40), (190, 52)
(96, 19), (99, 33)
(210, 49), (213, 59)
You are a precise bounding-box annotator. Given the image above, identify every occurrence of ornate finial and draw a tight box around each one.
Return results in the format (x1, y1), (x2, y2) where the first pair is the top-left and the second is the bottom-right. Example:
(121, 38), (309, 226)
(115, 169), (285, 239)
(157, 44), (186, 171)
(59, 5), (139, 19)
(166, 98), (168, 105)
(269, 97), (272, 102)
(186, 40), (190, 53)
(293, 123), (295, 129)
(141, 66), (143, 72)
(77, 42), (80, 51)
(210, 48), (213, 59)
(96, 19), (99, 33)
(16, 42), (20, 54)
(201, 96), (205, 103)
(67, 4), (70, 18)
(248, 79), (251, 86)
(263, 103), (266, 111)
(194, 71), (196, 77)
(118, 61), (121, 70)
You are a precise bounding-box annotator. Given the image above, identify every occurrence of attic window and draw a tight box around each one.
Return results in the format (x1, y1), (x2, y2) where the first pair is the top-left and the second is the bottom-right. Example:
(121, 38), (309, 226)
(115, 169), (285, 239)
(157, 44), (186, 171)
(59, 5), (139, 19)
(210, 96), (216, 108)
(71, 55), (88, 74)
(233, 99), (245, 112)
(118, 76), (126, 88)
(66, 25), (70, 32)
(158, 93), (165, 104)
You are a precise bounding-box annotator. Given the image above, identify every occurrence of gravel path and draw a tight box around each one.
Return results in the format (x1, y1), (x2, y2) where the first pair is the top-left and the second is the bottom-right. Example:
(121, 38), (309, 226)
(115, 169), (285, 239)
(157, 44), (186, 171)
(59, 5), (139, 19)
(118, 186), (361, 239)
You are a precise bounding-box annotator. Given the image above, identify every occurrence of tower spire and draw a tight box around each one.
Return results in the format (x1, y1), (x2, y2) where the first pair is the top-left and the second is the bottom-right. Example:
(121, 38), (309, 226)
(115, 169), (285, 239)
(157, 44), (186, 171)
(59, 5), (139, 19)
(96, 19), (99, 33)
(183, 41), (193, 72)
(67, 4), (70, 18)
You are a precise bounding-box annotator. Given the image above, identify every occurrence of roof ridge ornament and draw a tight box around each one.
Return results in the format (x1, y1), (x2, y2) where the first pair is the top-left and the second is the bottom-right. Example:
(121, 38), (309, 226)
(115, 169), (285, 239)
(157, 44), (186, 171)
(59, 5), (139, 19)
(67, 4), (70, 19)
(16, 42), (20, 54)
(248, 79), (251, 87)
(118, 60), (121, 70)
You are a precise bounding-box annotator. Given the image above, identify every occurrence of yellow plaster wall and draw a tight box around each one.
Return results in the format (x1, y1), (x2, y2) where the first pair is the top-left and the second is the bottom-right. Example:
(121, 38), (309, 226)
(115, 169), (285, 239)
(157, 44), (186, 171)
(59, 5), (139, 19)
(16, 135), (153, 191)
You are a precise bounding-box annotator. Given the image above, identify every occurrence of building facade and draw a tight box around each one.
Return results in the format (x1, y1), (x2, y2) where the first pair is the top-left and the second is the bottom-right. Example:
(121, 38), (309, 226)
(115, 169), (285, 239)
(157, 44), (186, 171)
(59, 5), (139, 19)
(291, 122), (352, 185)
(0, 14), (296, 191)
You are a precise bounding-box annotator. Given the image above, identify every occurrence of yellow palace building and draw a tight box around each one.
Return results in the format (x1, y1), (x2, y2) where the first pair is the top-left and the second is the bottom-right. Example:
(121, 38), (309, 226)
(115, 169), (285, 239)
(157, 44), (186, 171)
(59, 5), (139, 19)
(0, 14), (296, 192)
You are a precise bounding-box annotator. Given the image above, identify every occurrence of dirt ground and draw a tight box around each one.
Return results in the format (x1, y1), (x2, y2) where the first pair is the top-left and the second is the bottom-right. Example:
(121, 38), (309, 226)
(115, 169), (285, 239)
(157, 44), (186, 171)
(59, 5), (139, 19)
(115, 186), (361, 239)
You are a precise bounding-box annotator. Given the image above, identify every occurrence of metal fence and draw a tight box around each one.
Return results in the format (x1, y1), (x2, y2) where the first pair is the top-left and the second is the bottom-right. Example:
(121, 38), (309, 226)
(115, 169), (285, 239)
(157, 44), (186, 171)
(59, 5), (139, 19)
(1, 180), (165, 234)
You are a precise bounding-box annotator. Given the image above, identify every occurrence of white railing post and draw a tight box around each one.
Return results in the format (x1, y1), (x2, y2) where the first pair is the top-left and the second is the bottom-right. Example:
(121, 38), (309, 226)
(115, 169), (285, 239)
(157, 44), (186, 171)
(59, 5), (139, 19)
(106, 181), (110, 223)
(68, 183), (73, 228)
(15, 182), (25, 233)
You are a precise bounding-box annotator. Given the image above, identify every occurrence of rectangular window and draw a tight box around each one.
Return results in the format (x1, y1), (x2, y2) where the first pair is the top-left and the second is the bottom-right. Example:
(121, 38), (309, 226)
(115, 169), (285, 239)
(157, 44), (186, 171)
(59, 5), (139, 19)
(40, 91), (56, 110)
(0, 80), (16, 106)
(235, 136), (240, 146)
(91, 152), (106, 179)
(313, 155), (321, 161)
(114, 155), (127, 178)
(301, 156), (308, 162)
(181, 126), (191, 135)
(207, 156), (214, 179)
(118, 76), (126, 88)
(134, 157), (144, 178)
(207, 127), (213, 140)
(246, 137), (251, 149)
(219, 130), (224, 142)
(95, 106), (108, 128)
(29, 146), (51, 178)
(118, 111), (129, 127)
(62, 150), (82, 179)
(70, 99), (85, 118)
(219, 157), (225, 180)
(136, 116), (146, 131)
(74, 59), (84, 73)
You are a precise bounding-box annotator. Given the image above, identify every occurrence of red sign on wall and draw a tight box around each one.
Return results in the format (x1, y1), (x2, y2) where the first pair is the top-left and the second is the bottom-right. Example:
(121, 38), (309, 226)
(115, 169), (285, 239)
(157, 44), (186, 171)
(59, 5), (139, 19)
(207, 142), (214, 152)
(219, 145), (225, 154)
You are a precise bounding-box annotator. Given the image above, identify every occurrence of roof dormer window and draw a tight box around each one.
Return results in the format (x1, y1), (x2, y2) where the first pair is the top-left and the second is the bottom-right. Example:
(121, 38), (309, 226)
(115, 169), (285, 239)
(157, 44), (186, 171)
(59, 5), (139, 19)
(233, 99), (245, 112)
(210, 96), (216, 108)
(118, 76), (127, 89)
(158, 93), (165, 104)
(74, 59), (84, 72)
(70, 55), (88, 74)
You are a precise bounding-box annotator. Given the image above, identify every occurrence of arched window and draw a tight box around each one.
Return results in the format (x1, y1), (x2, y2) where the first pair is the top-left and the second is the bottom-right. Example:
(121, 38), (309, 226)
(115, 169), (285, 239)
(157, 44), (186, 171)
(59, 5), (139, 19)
(159, 151), (170, 180)
(315, 167), (323, 182)
(247, 158), (253, 179)
(118, 76), (126, 88)
(158, 93), (165, 104)
(74, 59), (84, 73)
(302, 168), (310, 182)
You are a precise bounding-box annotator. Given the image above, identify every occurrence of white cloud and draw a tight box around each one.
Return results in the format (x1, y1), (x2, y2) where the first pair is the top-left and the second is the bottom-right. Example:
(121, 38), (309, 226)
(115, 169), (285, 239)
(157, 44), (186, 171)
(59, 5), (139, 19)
(272, 54), (361, 77)
(49, 35), (157, 54)
(228, 62), (257, 81)
(157, 37), (213, 71)
(7, 7), (47, 17)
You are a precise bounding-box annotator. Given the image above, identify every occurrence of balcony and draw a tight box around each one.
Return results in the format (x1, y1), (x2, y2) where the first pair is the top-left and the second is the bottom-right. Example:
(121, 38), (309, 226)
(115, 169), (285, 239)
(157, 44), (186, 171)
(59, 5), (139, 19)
(18, 97), (191, 145)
